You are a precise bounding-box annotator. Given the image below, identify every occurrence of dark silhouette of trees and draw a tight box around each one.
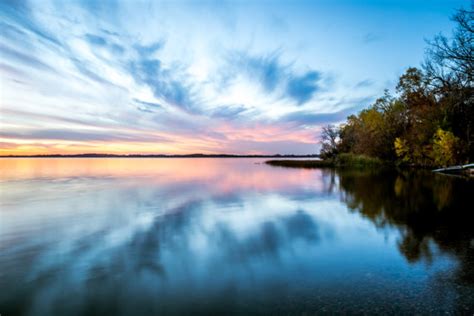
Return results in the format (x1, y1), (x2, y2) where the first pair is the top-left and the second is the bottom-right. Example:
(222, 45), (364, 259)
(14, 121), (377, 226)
(334, 168), (474, 311)
(320, 125), (339, 159)
(424, 6), (473, 89)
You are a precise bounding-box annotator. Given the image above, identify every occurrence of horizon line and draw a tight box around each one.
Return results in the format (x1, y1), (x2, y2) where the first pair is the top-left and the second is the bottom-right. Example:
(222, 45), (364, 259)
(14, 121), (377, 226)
(0, 153), (320, 158)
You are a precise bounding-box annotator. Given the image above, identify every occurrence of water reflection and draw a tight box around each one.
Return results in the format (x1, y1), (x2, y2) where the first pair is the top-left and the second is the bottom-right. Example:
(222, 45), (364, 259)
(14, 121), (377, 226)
(0, 159), (473, 314)
(336, 169), (474, 305)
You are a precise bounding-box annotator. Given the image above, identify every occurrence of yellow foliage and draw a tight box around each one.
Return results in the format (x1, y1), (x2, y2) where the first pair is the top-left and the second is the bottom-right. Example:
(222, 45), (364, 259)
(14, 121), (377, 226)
(431, 128), (458, 167)
(394, 137), (410, 163)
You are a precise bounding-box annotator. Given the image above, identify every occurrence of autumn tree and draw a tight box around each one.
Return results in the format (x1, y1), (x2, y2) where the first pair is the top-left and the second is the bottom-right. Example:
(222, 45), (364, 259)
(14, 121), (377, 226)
(323, 5), (472, 166)
(424, 5), (474, 161)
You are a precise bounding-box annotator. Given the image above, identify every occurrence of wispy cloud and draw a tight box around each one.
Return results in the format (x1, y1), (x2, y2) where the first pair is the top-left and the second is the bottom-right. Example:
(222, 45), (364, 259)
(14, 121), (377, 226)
(354, 79), (374, 89)
(0, 44), (56, 72)
(127, 44), (198, 113)
(211, 105), (248, 119)
(286, 71), (321, 105)
(222, 51), (324, 105)
(362, 32), (382, 44)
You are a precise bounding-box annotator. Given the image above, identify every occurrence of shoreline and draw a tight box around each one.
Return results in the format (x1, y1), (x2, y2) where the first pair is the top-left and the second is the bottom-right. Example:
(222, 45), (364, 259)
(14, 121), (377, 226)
(265, 159), (474, 178)
(265, 159), (333, 168)
(0, 154), (320, 159)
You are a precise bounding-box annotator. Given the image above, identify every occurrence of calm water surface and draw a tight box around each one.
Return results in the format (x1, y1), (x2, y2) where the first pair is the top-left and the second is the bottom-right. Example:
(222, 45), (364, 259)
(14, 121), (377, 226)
(0, 158), (473, 315)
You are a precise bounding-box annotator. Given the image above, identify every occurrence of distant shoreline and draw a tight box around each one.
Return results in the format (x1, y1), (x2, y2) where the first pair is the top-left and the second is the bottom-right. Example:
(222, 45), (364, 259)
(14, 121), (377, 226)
(265, 159), (331, 168)
(0, 154), (320, 158)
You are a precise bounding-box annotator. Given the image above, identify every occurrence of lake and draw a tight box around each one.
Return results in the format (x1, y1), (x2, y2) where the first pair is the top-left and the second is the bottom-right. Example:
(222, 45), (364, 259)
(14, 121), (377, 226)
(0, 158), (473, 315)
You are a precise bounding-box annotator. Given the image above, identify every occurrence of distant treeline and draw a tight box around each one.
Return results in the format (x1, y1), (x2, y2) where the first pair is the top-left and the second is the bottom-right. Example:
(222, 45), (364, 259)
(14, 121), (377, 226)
(321, 6), (473, 168)
(0, 153), (319, 158)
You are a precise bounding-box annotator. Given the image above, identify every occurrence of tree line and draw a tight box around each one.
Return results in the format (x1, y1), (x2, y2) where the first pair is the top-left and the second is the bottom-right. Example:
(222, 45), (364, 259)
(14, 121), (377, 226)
(321, 5), (473, 167)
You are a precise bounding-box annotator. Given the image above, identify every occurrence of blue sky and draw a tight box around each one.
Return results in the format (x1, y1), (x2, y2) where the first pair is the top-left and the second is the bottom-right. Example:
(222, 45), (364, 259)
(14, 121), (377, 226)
(0, 0), (467, 154)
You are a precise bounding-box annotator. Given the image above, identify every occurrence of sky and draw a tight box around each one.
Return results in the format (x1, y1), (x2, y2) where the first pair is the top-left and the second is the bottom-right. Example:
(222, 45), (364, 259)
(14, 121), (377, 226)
(0, 0), (467, 155)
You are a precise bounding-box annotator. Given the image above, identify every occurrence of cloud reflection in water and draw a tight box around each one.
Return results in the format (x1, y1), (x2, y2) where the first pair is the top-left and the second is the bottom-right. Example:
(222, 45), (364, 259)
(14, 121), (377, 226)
(0, 158), (472, 315)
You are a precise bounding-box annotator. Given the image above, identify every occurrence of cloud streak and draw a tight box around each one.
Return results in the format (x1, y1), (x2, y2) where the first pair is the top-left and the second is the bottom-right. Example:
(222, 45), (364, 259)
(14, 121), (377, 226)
(223, 51), (324, 105)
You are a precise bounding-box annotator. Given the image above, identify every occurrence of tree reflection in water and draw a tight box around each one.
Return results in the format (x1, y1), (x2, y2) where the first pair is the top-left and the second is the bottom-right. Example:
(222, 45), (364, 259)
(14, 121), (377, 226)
(333, 168), (473, 305)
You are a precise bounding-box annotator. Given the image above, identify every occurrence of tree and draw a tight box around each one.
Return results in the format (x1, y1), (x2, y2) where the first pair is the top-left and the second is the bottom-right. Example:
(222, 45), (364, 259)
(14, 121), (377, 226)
(431, 128), (460, 167)
(394, 138), (410, 164)
(338, 93), (404, 161)
(338, 115), (358, 154)
(331, 4), (472, 167)
(320, 125), (339, 159)
(423, 5), (474, 160)
(424, 6), (473, 89)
